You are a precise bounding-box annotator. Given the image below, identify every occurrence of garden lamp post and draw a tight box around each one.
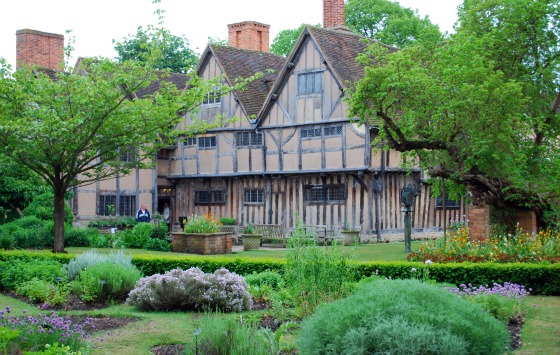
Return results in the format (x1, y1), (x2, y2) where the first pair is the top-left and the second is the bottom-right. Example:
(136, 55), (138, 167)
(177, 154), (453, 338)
(401, 184), (416, 253)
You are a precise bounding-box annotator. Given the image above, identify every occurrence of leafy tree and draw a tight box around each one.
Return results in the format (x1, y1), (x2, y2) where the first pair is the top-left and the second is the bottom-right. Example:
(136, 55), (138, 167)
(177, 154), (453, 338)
(270, 24), (311, 57)
(0, 154), (49, 222)
(114, 24), (198, 73)
(23, 192), (73, 224)
(345, 0), (443, 47)
(349, 0), (560, 218)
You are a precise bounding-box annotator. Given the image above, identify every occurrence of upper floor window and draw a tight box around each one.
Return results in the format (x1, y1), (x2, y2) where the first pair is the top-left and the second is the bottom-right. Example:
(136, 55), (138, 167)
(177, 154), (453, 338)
(236, 132), (263, 147)
(194, 190), (226, 205)
(184, 137), (197, 146)
(298, 72), (322, 95)
(301, 124), (342, 140)
(244, 189), (264, 204)
(198, 136), (216, 149)
(304, 184), (346, 204)
(202, 86), (222, 105)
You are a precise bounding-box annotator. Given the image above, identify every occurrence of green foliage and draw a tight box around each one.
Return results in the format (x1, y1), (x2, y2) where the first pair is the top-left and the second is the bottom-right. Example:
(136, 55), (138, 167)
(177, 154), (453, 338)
(16, 278), (70, 306)
(22, 192), (73, 224)
(0, 153), (49, 223)
(0, 325), (20, 355)
(184, 313), (270, 355)
(284, 216), (356, 316)
(114, 25), (198, 73)
(0, 233), (14, 250)
(0, 216), (55, 249)
(346, 0), (443, 47)
(150, 221), (169, 240)
(129, 223), (153, 248)
(270, 24), (309, 56)
(219, 217), (237, 225)
(0, 258), (65, 291)
(297, 279), (510, 354)
(244, 270), (283, 289)
(74, 262), (142, 302)
(127, 267), (252, 312)
(63, 249), (134, 280)
(64, 226), (95, 247)
(242, 223), (255, 234)
(144, 238), (171, 252)
(183, 214), (221, 233)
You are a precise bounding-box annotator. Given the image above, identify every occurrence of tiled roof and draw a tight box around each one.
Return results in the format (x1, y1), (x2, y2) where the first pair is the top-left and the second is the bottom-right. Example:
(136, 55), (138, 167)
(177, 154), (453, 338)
(210, 45), (285, 118)
(134, 71), (189, 98)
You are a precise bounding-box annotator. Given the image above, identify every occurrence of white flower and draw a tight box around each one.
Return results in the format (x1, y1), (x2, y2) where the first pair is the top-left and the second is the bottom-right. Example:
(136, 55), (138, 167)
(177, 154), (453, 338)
(411, 268), (417, 273)
(425, 260), (433, 265)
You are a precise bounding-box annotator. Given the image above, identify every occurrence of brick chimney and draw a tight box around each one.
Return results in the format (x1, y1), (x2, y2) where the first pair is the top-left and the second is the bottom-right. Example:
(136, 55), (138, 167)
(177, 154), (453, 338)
(16, 29), (64, 71)
(227, 21), (270, 52)
(323, 0), (345, 28)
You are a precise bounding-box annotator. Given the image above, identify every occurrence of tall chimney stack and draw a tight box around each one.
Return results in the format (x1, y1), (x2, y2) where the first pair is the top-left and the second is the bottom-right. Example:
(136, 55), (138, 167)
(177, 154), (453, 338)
(323, 0), (345, 28)
(227, 21), (270, 52)
(16, 29), (64, 70)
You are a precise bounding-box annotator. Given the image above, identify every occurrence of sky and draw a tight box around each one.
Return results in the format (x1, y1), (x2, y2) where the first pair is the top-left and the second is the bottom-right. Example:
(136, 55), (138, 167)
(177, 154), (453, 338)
(1, 0), (463, 70)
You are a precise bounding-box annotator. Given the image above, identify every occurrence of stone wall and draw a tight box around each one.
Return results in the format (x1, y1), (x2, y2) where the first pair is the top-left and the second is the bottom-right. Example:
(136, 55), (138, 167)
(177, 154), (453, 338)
(172, 233), (232, 255)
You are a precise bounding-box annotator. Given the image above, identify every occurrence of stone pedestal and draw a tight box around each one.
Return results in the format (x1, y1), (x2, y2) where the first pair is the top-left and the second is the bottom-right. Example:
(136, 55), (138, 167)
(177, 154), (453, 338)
(171, 232), (232, 255)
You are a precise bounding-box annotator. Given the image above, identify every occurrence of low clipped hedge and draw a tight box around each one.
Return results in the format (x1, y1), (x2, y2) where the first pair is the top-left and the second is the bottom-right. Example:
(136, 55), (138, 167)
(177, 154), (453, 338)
(0, 250), (558, 295)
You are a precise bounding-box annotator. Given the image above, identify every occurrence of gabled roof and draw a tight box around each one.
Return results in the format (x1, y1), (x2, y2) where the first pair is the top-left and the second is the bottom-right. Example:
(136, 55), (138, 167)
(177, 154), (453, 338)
(134, 72), (189, 98)
(198, 45), (285, 119)
(257, 26), (395, 127)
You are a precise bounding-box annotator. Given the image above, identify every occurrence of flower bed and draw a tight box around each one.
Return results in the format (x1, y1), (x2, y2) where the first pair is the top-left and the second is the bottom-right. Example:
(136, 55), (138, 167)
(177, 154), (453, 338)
(408, 227), (560, 263)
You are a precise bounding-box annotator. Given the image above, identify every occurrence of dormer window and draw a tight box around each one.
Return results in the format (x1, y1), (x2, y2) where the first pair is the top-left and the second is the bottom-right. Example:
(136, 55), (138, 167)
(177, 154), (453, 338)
(298, 71), (323, 95)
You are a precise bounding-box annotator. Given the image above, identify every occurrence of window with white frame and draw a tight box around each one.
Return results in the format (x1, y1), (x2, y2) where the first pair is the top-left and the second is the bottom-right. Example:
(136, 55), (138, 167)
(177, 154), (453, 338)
(244, 189), (264, 204)
(183, 137), (197, 146)
(202, 86), (222, 105)
(298, 72), (323, 95)
(236, 132), (263, 147)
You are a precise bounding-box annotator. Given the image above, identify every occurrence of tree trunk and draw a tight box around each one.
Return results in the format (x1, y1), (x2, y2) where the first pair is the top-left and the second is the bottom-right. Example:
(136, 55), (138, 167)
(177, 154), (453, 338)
(53, 190), (66, 253)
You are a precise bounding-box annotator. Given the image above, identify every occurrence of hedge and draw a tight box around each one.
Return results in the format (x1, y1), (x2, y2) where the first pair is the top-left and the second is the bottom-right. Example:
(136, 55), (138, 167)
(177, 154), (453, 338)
(0, 250), (558, 295)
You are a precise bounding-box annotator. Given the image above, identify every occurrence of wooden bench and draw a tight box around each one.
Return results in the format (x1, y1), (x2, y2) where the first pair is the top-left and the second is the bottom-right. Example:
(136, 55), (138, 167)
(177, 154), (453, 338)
(303, 225), (335, 245)
(253, 224), (286, 247)
(219, 225), (245, 244)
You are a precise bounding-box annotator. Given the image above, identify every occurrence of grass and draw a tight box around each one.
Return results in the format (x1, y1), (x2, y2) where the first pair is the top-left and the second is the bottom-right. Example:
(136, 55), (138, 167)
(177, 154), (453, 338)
(515, 296), (560, 355)
(64, 241), (423, 262)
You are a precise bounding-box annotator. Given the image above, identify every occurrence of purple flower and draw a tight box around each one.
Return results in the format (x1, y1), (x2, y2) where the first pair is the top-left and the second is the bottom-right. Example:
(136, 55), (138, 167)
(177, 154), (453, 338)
(5, 306), (11, 313)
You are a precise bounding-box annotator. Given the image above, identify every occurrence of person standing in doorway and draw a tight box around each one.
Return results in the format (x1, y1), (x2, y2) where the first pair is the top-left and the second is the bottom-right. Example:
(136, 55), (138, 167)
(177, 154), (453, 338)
(163, 203), (171, 230)
(135, 204), (151, 223)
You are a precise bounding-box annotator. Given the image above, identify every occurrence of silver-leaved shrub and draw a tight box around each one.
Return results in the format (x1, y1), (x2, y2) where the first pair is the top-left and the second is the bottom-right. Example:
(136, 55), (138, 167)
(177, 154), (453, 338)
(126, 267), (252, 312)
(64, 249), (134, 280)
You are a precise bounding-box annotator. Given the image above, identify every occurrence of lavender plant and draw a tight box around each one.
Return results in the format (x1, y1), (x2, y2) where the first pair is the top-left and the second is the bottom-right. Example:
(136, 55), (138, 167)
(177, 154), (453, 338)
(0, 306), (94, 352)
(64, 249), (134, 280)
(127, 267), (252, 312)
(446, 282), (530, 322)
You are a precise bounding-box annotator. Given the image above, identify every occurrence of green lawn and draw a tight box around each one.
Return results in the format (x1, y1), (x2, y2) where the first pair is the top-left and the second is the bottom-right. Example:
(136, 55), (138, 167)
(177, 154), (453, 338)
(66, 240), (423, 262)
(515, 296), (560, 355)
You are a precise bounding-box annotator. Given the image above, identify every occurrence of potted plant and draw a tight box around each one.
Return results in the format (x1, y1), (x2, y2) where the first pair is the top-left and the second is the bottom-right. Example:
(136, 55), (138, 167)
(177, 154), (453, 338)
(241, 224), (262, 251)
(171, 214), (231, 255)
(340, 224), (360, 246)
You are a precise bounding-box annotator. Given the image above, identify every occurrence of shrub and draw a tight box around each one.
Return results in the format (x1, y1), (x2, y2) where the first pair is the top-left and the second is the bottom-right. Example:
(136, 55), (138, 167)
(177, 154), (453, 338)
(184, 214), (221, 233)
(284, 216), (356, 316)
(2, 217), (54, 249)
(74, 262), (143, 302)
(244, 270), (283, 289)
(0, 307), (93, 353)
(22, 192), (73, 224)
(297, 279), (510, 354)
(16, 278), (70, 306)
(127, 267), (252, 312)
(184, 313), (269, 355)
(145, 238), (171, 252)
(0, 233), (15, 250)
(219, 217), (237, 225)
(64, 226), (95, 247)
(150, 221), (169, 240)
(0, 259), (65, 291)
(63, 249), (134, 280)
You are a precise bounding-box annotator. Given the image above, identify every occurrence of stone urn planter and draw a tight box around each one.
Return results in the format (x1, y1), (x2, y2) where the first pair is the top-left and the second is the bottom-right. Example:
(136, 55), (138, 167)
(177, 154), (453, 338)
(171, 232), (232, 255)
(242, 234), (262, 251)
(340, 229), (360, 246)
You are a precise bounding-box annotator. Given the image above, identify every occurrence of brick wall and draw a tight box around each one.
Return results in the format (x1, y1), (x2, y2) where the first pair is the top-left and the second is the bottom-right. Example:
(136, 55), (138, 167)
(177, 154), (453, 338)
(324, 0), (345, 28)
(16, 29), (64, 70)
(468, 205), (490, 241)
(227, 21), (270, 52)
(172, 233), (232, 255)
(516, 210), (537, 235)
